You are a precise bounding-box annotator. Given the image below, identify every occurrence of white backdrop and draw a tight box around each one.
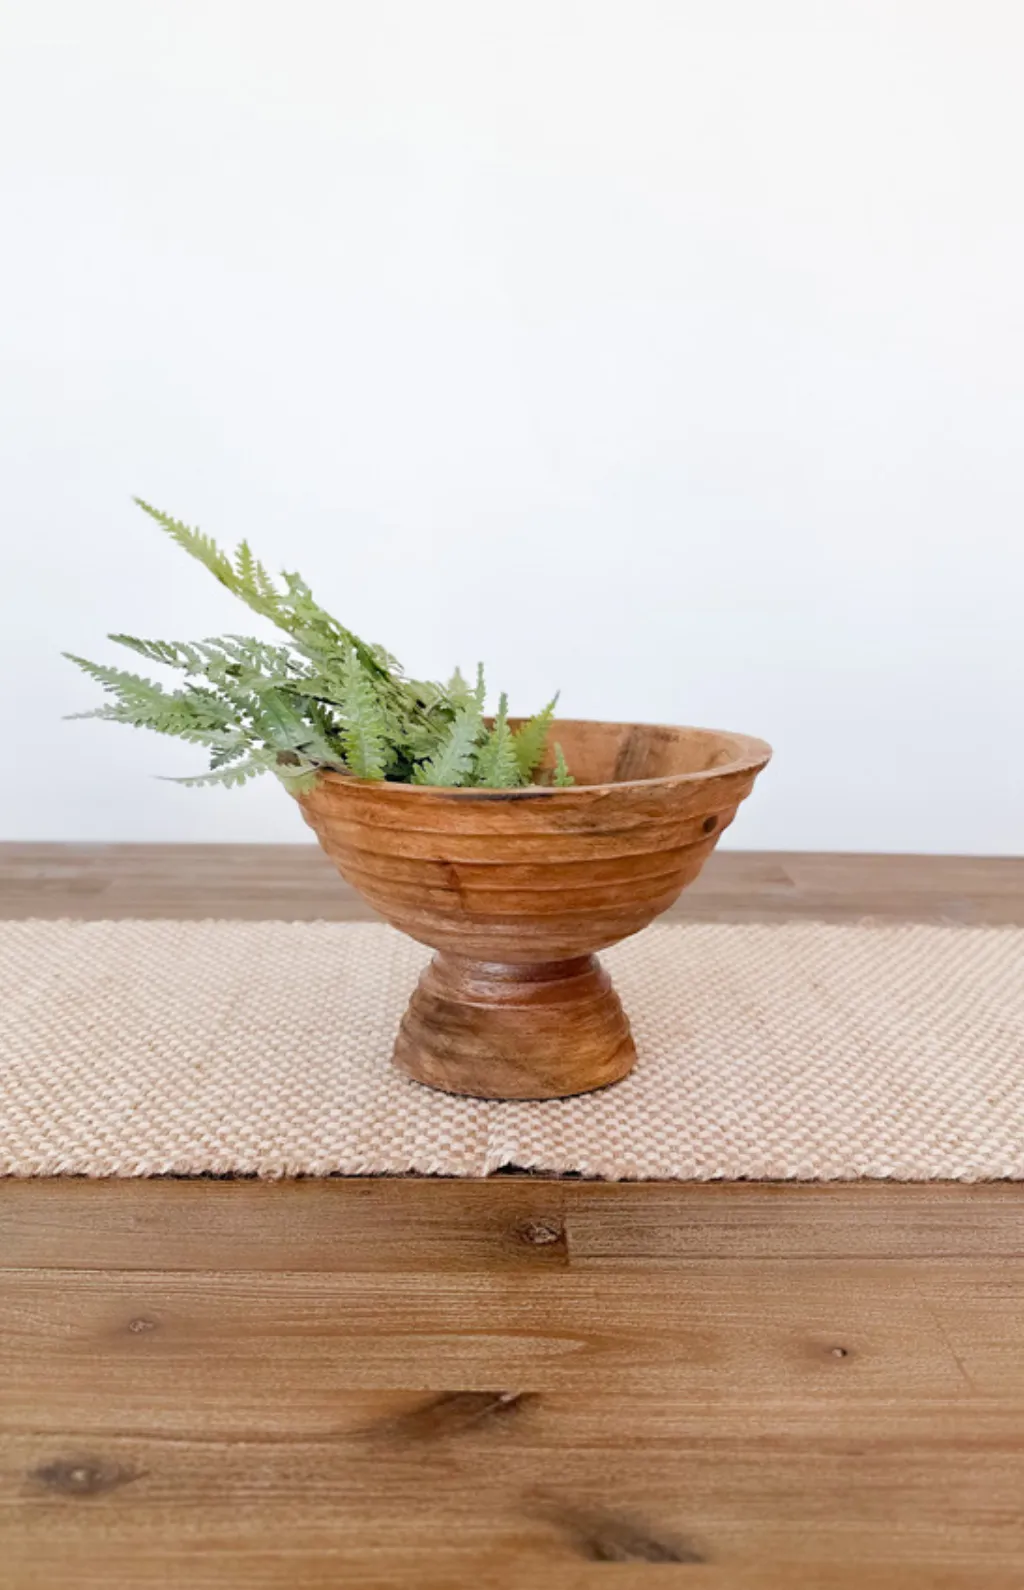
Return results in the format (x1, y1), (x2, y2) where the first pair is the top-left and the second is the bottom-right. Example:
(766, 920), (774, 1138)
(2, 0), (1021, 851)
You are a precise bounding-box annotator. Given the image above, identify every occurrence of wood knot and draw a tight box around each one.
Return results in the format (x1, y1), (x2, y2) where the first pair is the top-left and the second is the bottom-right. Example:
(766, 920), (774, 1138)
(829, 1345), (851, 1359)
(31, 1457), (139, 1498)
(370, 1390), (532, 1442)
(533, 1496), (704, 1563)
(702, 814), (718, 834)
(127, 1316), (158, 1334)
(516, 1218), (564, 1248)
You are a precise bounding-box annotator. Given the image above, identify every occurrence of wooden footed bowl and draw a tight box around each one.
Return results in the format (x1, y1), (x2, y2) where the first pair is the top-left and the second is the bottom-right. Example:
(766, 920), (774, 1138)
(299, 721), (771, 1100)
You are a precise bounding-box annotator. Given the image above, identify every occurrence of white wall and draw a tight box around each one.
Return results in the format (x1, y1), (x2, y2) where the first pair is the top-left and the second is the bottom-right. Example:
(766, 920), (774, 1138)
(2, 0), (1021, 851)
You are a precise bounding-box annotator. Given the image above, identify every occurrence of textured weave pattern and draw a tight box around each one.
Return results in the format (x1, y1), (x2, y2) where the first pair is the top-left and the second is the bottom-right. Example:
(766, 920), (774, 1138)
(1, 919), (1022, 1180)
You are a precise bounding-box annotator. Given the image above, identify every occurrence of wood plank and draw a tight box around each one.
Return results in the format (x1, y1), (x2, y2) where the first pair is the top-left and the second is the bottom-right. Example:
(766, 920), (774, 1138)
(4, 1404), (1024, 1579)
(565, 1183), (1024, 1264)
(4, 1180), (1024, 1272)
(7, 1387), (1024, 1452)
(3, 842), (1022, 923)
(0, 1179), (571, 1273)
(5, 1427), (1023, 1548)
(6, 1556), (1019, 1590)
(0, 1262), (998, 1425)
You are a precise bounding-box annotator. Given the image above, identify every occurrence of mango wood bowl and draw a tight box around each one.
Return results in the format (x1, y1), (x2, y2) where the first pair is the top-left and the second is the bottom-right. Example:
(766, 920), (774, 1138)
(299, 721), (771, 1100)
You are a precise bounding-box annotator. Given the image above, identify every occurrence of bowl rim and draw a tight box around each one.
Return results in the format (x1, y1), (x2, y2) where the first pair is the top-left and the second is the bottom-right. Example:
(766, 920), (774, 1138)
(311, 720), (772, 799)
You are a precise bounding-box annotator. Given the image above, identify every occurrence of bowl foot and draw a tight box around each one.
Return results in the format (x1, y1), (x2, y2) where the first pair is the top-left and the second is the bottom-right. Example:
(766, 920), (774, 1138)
(392, 951), (636, 1100)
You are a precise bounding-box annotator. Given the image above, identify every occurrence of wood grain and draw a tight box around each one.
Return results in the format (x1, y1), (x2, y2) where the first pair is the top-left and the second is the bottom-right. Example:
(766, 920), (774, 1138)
(3, 1181), (1024, 1587)
(0, 1265), (988, 1411)
(3, 1562), (1019, 1590)
(4, 1179), (1024, 1272)
(298, 720), (770, 1096)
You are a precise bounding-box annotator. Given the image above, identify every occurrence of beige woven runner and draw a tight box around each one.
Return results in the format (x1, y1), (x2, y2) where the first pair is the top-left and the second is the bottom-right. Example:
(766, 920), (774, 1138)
(1, 919), (1022, 1180)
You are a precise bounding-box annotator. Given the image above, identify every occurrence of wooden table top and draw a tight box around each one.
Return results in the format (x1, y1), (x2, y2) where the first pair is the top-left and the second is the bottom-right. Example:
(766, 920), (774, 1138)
(2, 844), (1022, 1588)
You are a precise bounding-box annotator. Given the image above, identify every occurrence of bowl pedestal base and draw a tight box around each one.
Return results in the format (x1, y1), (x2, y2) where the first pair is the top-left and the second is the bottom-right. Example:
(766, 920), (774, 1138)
(392, 951), (636, 1100)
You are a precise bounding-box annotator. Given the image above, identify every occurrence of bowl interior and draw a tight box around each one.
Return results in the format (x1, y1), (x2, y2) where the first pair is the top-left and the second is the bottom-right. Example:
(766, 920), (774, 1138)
(528, 720), (765, 788)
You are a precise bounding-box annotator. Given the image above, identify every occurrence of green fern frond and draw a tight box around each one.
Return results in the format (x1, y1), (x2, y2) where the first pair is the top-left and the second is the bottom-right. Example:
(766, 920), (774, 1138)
(108, 635), (206, 672)
(66, 653), (247, 744)
(279, 571), (372, 666)
(255, 687), (341, 765)
(273, 762), (322, 796)
(252, 560), (281, 608)
(369, 642), (403, 673)
(304, 697), (344, 750)
(407, 677), (447, 713)
(552, 743), (574, 787)
(221, 634), (301, 673)
(444, 666), (473, 708)
(167, 748), (320, 794)
(208, 740), (251, 771)
(246, 686), (310, 750)
(69, 502), (573, 795)
(134, 499), (239, 592)
(193, 641), (300, 698)
(234, 541), (271, 602)
(412, 702), (483, 786)
(166, 757), (271, 789)
(64, 653), (172, 717)
(473, 692), (521, 789)
(513, 694), (558, 780)
(233, 541), (286, 617)
(65, 651), (162, 693)
(339, 649), (388, 779)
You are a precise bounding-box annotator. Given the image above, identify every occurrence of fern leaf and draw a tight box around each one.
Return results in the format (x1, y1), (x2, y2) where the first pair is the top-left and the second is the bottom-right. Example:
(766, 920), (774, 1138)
(222, 634), (302, 674)
(108, 635), (204, 671)
(279, 571), (373, 665)
(412, 702), (483, 786)
(444, 666), (473, 708)
(235, 542), (283, 614)
(513, 694), (558, 781)
(65, 651), (163, 693)
(304, 697), (344, 752)
(473, 692), (521, 789)
(339, 649), (388, 779)
(64, 705), (140, 723)
(370, 642), (403, 673)
(135, 503), (412, 724)
(134, 499), (239, 592)
(406, 677), (446, 714)
(136, 501), (289, 630)
(273, 762), (321, 796)
(207, 740), (251, 771)
(552, 743), (574, 787)
(234, 540), (258, 594)
(63, 653), (172, 719)
(166, 757), (270, 789)
(166, 747), (319, 793)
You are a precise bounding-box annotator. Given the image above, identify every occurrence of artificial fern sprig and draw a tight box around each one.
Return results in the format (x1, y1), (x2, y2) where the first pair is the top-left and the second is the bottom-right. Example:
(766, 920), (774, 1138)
(337, 647), (390, 779)
(66, 501), (575, 793)
(552, 743), (575, 787)
(412, 700), (484, 787)
(513, 695), (558, 781)
(474, 692), (521, 789)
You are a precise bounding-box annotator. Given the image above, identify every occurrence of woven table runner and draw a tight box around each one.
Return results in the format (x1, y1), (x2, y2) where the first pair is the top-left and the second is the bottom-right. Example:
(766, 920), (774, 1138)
(1, 919), (1021, 1180)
